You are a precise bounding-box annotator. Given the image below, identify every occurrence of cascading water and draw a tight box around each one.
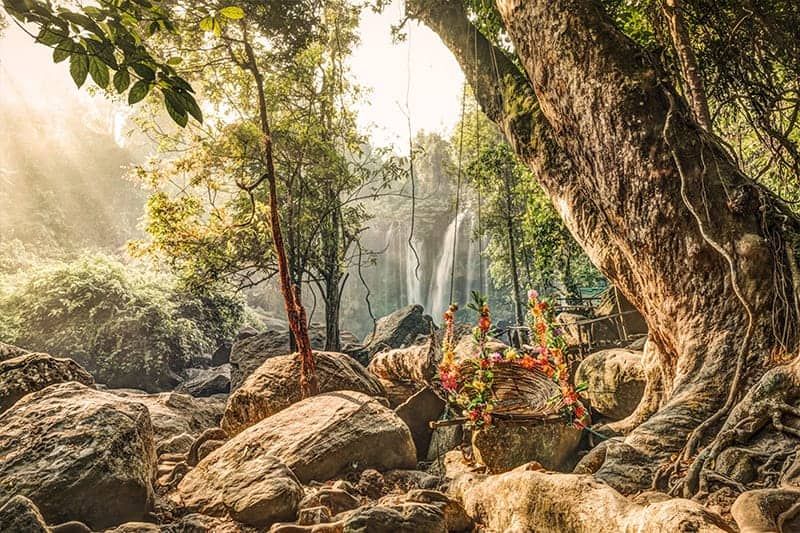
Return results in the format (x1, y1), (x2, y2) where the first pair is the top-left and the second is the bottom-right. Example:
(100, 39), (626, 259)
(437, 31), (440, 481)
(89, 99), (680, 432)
(428, 212), (467, 319)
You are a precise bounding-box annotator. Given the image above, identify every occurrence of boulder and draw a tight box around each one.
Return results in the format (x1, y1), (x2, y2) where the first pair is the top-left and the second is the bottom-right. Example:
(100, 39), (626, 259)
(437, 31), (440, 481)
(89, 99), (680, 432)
(0, 352), (94, 413)
(0, 382), (156, 529)
(363, 305), (434, 357)
(367, 342), (436, 407)
(472, 419), (583, 473)
(110, 389), (225, 446)
(217, 391), (416, 484)
(0, 340), (28, 361)
(229, 327), (326, 390)
(299, 489), (361, 516)
(395, 388), (445, 460)
(177, 452), (303, 527)
(426, 425), (463, 463)
(450, 467), (730, 532)
(342, 503), (446, 533)
(0, 495), (50, 533)
(378, 489), (472, 532)
(176, 364), (231, 397)
(575, 348), (645, 420)
(157, 433), (195, 456)
(211, 340), (232, 366)
(222, 351), (385, 435)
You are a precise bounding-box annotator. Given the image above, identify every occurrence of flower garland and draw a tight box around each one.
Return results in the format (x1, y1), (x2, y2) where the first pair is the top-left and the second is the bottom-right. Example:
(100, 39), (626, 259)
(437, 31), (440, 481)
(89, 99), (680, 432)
(438, 290), (588, 429)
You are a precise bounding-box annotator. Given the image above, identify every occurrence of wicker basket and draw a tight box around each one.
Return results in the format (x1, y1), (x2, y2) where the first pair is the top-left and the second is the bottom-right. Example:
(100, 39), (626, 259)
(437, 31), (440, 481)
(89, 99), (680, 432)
(457, 360), (564, 418)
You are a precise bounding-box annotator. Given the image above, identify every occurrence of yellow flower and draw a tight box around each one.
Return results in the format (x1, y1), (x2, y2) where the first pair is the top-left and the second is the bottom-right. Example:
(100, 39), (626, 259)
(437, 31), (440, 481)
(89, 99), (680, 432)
(472, 379), (487, 393)
(505, 348), (519, 361)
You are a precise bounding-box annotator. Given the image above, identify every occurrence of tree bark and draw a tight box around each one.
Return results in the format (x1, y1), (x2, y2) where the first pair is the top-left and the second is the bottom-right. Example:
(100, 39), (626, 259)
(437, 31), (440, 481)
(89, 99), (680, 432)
(242, 28), (318, 398)
(411, 0), (800, 494)
(661, 0), (713, 132)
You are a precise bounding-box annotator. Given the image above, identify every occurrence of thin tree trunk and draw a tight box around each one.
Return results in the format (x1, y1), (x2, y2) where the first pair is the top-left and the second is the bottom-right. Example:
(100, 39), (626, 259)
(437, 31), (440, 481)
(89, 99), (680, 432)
(242, 30), (318, 398)
(662, 0), (713, 131)
(502, 168), (524, 325)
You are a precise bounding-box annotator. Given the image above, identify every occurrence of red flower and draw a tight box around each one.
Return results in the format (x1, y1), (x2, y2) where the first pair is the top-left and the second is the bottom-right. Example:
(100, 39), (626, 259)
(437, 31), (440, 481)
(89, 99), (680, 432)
(479, 358), (491, 369)
(520, 355), (536, 370)
(478, 315), (491, 333)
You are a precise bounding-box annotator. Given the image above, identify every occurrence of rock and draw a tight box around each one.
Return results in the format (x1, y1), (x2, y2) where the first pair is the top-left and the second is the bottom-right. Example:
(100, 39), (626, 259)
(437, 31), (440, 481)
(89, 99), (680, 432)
(575, 348), (646, 420)
(177, 452), (302, 527)
(342, 503), (446, 533)
(0, 382), (156, 529)
(356, 469), (385, 499)
(157, 433), (194, 456)
(450, 467), (730, 532)
(51, 522), (91, 533)
(367, 343), (436, 407)
(175, 364), (231, 397)
(220, 391), (416, 484)
(188, 428), (228, 466)
(377, 490), (471, 533)
(472, 419), (583, 473)
(161, 513), (247, 532)
(557, 311), (619, 348)
(104, 523), (160, 533)
(298, 506), (332, 525)
(383, 470), (441, 492)
(0, 495), (50, 532)
(395, 387), (445, 459)
(731, 488), (800, 533)
(0, 352), (94, 413)
(211, 340), (232, 366)
(299, 489), (361, 516)
(229, 327), (326, 390)
(363, 305), (434, 357)
(0, 340), (28, 361)
(236, 326), (259, 341)
(110, 389), (226, 446)
(196, 439), (224, 462)
(626, 335), (647, 351)
(426, 425), (463, 463)
(222, 351), (385, 435)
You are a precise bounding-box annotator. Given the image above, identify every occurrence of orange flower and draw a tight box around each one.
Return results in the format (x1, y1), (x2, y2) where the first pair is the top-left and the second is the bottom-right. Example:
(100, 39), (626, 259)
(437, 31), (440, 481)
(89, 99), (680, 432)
(520, 355), (536, 369)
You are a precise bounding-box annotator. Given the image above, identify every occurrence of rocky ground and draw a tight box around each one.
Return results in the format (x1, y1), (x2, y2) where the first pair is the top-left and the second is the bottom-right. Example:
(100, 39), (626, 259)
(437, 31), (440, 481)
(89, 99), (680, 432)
(0, 306), (783, 532)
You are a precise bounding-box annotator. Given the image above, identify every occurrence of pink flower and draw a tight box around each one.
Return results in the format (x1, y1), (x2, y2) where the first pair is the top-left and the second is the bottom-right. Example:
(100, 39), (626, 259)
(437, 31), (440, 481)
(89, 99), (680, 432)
(528, 289), (539, 301)
(490, 351), (503, 362)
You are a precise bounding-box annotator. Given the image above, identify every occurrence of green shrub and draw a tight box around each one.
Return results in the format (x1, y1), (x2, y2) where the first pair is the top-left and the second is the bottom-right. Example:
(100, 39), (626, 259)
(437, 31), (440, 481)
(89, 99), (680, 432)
(0, 253), (244, 391)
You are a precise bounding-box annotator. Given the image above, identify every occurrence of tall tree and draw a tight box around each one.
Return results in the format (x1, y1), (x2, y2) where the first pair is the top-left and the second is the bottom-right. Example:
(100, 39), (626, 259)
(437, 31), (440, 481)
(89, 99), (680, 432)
(410, 0), (800, 500)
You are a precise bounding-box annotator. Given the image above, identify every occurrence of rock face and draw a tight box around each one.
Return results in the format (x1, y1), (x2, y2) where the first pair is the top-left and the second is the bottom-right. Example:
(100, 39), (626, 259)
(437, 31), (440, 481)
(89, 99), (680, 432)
(176, 364), (231, 397)
(363, 305), (434, 358)
(0, 495), (50, 533)
(0, 352), (94, 413)
(222, 351), (385, 435)
(472, 420), (583, 473)
(0, 382), (156, 529)
(110, 389), (226, 446)
(218, 391), (416, 484)
(395, 387), (445, 460)
(177, 453), (303, 527)
(575, 348), (646, 420)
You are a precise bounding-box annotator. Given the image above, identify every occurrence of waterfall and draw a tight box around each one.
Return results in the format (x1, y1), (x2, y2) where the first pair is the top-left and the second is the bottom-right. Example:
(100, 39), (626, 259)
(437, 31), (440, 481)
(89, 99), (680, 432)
(404, 234), (423, 307)
(428, 212), (467, 320)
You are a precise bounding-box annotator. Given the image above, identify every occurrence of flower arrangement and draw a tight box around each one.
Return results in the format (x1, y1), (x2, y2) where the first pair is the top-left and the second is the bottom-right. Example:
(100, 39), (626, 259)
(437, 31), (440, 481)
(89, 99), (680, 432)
(438, 290), (588, 429)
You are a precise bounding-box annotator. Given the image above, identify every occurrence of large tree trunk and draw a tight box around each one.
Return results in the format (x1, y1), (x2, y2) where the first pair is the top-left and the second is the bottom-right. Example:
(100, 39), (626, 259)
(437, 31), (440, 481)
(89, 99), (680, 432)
(411, 0), (800, 496)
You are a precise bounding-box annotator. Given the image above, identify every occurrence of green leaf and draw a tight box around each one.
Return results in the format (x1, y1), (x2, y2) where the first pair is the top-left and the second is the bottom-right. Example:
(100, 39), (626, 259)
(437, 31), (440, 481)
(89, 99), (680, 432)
(128, 79), (150, 104)
(132, 63), (155, 81)
(199, 16), (214, 32)
(69, 53), (89, 88)
(113, 68), (131, 93)
(212, 18), (222, 37)
(86, 39), (117, 68)
(88, 56), (109, 88)
(219, 6), (244, 19)
(176, 91), (202, 123)
(163, 90), (188, 127)
(167, 57), (182, 66)
(36, 27), (65, 46)
(52, 40), (74, 63)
